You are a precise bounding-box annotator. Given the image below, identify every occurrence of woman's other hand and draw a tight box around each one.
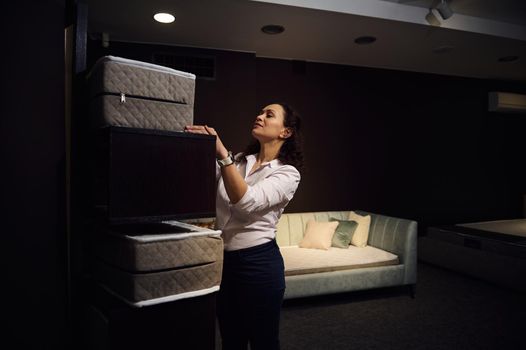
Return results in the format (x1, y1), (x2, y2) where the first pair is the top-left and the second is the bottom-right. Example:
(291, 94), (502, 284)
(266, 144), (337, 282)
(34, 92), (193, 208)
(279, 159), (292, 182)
(184, 125), (229, 159)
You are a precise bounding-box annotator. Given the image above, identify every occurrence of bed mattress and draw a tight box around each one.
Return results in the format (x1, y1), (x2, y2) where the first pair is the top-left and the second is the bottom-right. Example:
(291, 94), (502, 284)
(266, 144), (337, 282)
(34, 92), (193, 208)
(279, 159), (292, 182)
(93, 259), (223, 307)
(427, 222), (526, 259)
(88, 56), (195, 131)
(279, 245), (399, 276)
(90, 220), (223, 307)
(457, 219), (526, 238)
(420, 220), (526, 291)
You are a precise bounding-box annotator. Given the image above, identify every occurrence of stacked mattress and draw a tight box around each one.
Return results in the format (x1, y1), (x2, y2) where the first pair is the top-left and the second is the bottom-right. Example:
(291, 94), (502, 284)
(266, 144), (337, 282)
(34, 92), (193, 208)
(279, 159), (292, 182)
(86, 56), (222, 307)
(91, 221), (223, 307)
(88, 55), (196, 131)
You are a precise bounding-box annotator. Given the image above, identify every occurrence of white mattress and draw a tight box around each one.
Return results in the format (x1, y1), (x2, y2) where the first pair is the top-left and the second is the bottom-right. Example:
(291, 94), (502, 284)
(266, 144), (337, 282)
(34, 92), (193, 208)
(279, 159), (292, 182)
(458, 219), (526, 237)
(135, 220), (221, 242)
(280, 245), (399, 276)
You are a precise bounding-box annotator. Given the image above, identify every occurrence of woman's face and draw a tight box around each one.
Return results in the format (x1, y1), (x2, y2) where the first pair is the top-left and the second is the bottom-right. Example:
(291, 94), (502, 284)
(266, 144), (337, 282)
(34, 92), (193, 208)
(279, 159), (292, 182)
(251, 104), (291, 142)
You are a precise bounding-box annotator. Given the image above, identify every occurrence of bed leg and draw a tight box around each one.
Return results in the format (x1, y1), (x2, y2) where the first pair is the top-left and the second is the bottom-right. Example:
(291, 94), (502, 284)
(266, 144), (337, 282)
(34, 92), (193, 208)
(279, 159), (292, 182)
(408, 284), (416, 298)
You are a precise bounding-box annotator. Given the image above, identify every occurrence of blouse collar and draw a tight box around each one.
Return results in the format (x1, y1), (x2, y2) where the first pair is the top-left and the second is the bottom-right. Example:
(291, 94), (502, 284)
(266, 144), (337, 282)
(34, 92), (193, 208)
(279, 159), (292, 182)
(245, 153), (281, 169)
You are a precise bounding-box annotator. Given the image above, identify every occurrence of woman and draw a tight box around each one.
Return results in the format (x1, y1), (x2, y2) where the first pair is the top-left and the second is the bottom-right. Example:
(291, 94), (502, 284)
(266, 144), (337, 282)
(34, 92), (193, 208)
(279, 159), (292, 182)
(184, 103), (303, 350)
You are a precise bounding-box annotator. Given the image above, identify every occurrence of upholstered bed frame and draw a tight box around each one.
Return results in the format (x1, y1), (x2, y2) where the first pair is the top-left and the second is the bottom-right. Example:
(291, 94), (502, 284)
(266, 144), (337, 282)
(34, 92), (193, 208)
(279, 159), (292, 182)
(276, 210), (418, 300)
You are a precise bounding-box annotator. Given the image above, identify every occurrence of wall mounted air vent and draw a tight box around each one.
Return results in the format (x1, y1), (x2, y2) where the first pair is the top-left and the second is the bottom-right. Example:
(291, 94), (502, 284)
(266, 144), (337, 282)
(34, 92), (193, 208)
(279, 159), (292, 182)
(488, 92), (526, 113)
(152, 53), (215, 80)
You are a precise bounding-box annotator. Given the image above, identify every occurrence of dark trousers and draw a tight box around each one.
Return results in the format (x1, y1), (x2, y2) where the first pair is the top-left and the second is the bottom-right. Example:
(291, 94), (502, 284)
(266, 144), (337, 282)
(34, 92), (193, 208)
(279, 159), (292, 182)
(217, 239), (285, 350)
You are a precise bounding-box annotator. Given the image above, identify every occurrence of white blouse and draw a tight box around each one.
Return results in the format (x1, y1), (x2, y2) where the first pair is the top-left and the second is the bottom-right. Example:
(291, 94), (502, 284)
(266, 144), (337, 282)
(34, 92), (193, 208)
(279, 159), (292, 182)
(215, 153), (301, 251)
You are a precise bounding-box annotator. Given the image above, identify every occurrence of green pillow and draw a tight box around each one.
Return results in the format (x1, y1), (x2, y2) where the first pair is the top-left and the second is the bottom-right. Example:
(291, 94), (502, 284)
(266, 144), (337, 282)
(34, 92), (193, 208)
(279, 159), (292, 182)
(329, 217), (359, 248)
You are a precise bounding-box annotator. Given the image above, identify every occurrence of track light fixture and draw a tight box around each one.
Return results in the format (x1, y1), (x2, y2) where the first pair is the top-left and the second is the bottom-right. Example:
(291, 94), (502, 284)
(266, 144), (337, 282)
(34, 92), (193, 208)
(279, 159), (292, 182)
(436, 0), (453, 20)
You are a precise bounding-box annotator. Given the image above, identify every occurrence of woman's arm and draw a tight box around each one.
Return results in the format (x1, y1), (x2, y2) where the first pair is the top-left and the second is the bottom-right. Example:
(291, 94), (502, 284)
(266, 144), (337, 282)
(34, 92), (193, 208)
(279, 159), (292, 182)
(231, 166), (300, 215)
(184, 125), (248, 204)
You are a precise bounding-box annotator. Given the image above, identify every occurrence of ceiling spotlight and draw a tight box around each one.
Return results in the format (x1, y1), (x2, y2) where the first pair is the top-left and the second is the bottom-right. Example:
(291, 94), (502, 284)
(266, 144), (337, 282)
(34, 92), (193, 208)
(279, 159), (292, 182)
(436, 0), (453, 20)
(261, 24), (285, 35)
(154, 13), (175, 24)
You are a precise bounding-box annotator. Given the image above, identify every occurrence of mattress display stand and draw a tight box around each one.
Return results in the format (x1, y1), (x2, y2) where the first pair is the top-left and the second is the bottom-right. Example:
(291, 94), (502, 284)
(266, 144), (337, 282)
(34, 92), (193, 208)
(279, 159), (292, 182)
(84, 56), (220, 349)
(84, 136), (220, 349)
(84, 281), (217, 350)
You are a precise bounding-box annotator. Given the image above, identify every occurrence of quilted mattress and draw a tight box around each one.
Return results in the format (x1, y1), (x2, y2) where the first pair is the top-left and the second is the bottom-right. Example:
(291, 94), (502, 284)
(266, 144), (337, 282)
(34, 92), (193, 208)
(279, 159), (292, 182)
(91, 221), (223, 307)
(88, 56), (196, 131)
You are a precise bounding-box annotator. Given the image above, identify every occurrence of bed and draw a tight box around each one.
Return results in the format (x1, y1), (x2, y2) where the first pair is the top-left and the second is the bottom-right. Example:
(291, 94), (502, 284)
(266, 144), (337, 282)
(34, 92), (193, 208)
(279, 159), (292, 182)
(418, 218), (526, 291)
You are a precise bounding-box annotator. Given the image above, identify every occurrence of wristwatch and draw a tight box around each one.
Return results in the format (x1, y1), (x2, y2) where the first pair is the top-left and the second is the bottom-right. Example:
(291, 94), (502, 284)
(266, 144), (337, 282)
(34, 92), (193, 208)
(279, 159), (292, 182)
(217, 151), (235, 167)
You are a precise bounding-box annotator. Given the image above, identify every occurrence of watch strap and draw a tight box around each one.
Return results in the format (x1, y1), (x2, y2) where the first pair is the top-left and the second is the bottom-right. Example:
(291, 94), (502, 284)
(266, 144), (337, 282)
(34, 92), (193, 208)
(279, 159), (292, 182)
(217, 151), (235, 167)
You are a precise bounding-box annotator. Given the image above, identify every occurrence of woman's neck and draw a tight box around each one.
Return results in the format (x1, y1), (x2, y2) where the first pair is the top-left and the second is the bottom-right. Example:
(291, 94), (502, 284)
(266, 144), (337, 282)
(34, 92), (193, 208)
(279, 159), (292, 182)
(257, 140), (283, 163)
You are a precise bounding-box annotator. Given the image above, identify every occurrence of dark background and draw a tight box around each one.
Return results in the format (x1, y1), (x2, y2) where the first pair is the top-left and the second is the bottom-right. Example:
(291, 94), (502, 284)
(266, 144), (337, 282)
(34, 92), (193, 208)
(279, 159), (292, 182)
(2, 0), (68, 348)
(87, 40), (526, 229)
(2, 0), (525, 348)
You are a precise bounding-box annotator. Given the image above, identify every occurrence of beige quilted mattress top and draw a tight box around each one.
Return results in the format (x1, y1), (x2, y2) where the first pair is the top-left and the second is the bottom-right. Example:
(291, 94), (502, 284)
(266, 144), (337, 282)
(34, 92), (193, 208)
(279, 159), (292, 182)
(280, 245), (399, 276)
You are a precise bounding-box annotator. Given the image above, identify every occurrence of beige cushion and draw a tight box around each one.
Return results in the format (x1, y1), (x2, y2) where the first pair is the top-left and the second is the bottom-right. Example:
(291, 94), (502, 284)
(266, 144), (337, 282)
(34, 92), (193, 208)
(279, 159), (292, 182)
(348, 211), (371, 247)
(298, 220), (339, 250)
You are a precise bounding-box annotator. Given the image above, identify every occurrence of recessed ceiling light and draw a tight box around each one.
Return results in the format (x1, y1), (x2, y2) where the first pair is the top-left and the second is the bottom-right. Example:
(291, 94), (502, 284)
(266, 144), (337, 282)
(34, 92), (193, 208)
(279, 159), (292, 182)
(261, 24), (285, 35)
(497, 55), (519, 63)
(154, 13), (175, 24)
(354, 36), (376, 45)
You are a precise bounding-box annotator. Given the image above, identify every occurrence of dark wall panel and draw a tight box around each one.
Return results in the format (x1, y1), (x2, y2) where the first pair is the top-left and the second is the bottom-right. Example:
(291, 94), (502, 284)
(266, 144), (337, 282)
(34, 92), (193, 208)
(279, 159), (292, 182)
(2, 0), (67, 348)
(87, 39), (526, 232)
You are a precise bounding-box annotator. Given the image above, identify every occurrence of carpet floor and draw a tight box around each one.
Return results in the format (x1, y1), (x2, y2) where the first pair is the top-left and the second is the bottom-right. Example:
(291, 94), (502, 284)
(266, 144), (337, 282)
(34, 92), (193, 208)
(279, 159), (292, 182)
(216, 262), (525, 349)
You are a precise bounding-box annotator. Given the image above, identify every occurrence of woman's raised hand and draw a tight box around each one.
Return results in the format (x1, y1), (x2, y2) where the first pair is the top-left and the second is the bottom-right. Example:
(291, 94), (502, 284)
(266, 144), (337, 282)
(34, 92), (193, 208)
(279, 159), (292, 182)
(184, 125), (228, 159)
(184, 125), (214, 135)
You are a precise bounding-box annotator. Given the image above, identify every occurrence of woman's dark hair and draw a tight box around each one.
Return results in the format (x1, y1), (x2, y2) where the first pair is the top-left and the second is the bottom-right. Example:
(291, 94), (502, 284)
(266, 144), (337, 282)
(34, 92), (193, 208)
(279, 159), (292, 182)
(242, 103), (304, 172)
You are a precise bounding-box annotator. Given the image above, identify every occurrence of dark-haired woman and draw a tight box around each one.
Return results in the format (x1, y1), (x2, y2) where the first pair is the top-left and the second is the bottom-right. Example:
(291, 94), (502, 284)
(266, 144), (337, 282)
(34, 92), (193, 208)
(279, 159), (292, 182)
(185, 103), (303, 350)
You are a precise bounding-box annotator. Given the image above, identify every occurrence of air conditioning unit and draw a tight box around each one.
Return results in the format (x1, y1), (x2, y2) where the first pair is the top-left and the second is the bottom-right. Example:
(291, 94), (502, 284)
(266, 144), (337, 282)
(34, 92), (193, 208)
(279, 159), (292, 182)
(488, 92), (526, 113)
